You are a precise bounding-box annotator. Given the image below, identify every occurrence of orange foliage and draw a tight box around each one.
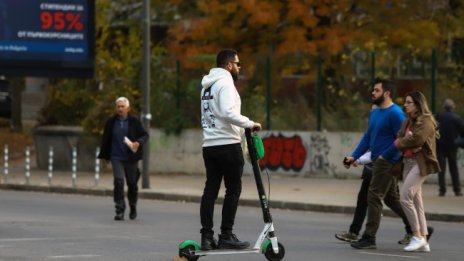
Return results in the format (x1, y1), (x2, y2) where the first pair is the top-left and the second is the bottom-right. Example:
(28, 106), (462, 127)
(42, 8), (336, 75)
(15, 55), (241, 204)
(166, 0), (447, 75)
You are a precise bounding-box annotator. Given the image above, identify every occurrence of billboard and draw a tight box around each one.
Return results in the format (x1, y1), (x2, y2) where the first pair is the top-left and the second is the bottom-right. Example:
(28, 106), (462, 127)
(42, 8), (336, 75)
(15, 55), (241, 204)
(0, 0), (94, 78)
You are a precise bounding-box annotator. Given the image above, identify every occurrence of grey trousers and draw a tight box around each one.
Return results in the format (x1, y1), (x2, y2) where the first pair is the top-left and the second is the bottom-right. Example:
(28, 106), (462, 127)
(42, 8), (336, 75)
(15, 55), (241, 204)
(111, 159), (139, 213)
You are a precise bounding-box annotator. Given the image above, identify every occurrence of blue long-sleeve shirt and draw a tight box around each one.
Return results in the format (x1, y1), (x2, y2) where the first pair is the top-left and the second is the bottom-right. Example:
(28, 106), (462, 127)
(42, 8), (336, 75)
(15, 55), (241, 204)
(352, 104), (406, 164)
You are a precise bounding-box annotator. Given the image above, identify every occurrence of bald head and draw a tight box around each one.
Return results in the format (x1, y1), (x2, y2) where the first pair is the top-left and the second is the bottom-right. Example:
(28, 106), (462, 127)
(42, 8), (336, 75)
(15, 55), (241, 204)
(443, 99), (455, 112)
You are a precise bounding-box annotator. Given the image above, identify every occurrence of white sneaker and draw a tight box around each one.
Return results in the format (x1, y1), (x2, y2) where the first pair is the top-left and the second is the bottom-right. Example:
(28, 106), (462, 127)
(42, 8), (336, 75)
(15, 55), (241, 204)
(416, 243), (430, 252)
(404, 236), (426, 252)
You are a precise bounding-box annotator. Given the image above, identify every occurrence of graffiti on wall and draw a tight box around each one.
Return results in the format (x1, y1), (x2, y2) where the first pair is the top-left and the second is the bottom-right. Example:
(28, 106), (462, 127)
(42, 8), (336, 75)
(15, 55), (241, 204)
(308, 134), (338, 176)
(260, 133), (307, 171)
(340, 133), (355, 149)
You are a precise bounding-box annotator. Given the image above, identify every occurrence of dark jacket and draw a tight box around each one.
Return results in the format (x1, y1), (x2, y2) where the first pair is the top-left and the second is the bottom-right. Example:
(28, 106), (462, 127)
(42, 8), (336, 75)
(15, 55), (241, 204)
(435, 111), (464, 149)
(98, 114), (149, 162)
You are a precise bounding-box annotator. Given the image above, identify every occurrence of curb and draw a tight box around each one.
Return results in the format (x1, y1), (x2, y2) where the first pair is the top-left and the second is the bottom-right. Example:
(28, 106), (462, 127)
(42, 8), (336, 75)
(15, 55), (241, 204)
(1, 184), (463, 223)
(0, 184), (110, 197)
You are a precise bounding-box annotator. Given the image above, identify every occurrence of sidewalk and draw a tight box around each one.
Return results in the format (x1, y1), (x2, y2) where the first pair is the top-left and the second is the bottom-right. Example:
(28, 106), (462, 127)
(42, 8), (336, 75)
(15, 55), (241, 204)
(1, 168), (463, 222)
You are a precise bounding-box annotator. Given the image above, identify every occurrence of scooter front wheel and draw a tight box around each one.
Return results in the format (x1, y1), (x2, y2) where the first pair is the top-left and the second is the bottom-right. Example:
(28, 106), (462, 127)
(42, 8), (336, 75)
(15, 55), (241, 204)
(264, 242), (285, 261)
(178, 245), (199, 261)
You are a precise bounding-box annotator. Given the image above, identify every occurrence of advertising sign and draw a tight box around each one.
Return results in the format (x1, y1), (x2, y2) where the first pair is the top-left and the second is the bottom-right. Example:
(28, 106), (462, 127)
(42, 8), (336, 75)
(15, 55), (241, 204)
(0, 0), (94, 77)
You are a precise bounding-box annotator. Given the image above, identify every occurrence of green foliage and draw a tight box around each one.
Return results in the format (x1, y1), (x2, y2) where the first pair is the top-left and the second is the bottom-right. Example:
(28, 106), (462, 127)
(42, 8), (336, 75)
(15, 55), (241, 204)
(39, 0), (176, 137)
(38, 79), (94, 126)
(82, 12), (143, 137)
(38, 1), (464, 134)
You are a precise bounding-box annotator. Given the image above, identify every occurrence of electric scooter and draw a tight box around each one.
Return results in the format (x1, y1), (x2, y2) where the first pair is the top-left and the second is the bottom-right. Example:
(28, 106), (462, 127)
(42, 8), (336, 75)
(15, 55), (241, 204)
(178, 128), (285, 261)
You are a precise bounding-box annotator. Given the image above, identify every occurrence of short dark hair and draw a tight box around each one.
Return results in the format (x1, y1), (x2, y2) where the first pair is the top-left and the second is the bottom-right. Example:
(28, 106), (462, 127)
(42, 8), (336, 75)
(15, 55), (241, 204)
(374, 77), (394, 93)
(216, 49), (238, 68)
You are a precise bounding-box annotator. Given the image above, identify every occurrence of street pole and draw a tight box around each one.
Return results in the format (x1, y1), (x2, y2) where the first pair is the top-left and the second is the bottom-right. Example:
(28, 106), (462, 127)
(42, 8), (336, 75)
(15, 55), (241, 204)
(371, 52), (376, 89)
(141, 0), (151, 189)
(10, 78), (23, 132)
(316, 55), (322, 131)
(431, 48), (437, 114)
(266, 55), (271, 130)
(176, 60), (181, 119)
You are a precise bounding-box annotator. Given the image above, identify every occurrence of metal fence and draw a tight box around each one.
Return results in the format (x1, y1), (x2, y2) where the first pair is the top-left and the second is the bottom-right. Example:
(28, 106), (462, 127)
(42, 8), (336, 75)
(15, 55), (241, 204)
(1, 144), (101, 187)
(155, 48), (461, 133)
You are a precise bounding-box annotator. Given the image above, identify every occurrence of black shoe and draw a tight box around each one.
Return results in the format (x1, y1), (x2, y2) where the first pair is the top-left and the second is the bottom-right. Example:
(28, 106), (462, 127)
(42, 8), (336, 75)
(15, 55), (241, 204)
(129, 206), (137, 220)
(455, 191), (463, 197)
(218, 233), (250, 249)
(439, 191), (445, 197)
(114, 212), (124, 221)
(201, 233), (218, 251)
(351, 235), (376, 249)
(427, 226), (434, 241)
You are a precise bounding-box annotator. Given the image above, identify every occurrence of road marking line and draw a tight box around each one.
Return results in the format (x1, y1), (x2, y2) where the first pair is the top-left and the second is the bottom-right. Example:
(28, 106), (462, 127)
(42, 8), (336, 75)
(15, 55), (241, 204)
(48, 255), (100, 259)
(360, 251), (420, 259)
(0, 235), (152, 242)
(0, 238), (53, 242)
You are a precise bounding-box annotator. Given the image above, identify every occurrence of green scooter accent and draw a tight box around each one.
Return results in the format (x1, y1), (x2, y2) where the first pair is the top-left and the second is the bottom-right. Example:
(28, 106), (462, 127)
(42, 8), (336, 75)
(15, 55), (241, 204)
(252, 135), (265, 160)
(179, 240), (200, 251)
(261, 239), (271, 253)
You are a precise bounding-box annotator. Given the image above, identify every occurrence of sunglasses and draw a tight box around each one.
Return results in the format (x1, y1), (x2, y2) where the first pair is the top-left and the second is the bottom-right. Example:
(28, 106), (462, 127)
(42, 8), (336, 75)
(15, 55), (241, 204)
(404, 101), (415, 105)
(230, 61), (241, 67)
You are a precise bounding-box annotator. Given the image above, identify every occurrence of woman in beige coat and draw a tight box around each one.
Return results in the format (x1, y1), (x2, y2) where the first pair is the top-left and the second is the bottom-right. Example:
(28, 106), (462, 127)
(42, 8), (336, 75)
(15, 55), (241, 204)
(394, 90), (440, 252)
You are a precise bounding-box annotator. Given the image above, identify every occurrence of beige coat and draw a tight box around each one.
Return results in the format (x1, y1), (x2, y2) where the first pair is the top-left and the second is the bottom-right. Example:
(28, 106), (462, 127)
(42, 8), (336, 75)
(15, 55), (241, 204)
(396, 115), (440, 176)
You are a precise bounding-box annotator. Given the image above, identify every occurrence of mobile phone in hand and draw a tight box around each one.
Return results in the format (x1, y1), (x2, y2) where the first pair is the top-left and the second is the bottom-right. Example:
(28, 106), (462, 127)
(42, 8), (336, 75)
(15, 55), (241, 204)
(343, 157), (351, 167)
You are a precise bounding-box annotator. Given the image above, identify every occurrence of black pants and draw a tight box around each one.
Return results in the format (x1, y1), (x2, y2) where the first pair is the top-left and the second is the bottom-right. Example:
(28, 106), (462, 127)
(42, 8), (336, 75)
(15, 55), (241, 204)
(200, 143), (244, 235)
(349, 165), (372, 234)
(437, 147), (461, 194)
(111, 159), (140, 214)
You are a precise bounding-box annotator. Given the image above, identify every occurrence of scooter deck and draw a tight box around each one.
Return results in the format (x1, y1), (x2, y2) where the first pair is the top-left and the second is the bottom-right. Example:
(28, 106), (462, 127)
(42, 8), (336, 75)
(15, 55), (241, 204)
(195, 248), (260, 256)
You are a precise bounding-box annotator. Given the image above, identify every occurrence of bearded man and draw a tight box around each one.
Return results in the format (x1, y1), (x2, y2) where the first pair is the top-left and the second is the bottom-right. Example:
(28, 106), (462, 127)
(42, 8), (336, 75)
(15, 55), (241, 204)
(344, 78), (413, 249)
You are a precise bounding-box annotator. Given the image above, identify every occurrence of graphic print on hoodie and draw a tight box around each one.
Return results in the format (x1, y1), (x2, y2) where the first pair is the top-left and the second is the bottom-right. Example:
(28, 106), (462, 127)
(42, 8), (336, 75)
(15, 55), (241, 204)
(202, 85), (215, 128)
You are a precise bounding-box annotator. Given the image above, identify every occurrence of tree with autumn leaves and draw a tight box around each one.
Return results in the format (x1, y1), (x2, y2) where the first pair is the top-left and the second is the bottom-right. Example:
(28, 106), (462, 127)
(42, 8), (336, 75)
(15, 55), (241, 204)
(166, 0), (464, 130)
(38, 0), (464, 133)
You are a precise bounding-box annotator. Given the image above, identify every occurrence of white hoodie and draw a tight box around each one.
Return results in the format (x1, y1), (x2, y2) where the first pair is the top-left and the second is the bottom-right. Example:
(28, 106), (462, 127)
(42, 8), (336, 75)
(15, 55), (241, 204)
(201, 68), (255, 147)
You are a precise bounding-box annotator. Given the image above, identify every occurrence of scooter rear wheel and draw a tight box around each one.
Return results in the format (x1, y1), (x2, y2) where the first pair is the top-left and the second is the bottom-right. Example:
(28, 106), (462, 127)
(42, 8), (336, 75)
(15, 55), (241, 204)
(264, 242), (285, 261)
(179, 245), (199, 261)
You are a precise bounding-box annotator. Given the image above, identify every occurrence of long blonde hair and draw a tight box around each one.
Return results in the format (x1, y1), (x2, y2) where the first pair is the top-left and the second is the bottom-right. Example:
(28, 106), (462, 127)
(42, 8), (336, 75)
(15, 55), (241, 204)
(406, 90), (440, 139)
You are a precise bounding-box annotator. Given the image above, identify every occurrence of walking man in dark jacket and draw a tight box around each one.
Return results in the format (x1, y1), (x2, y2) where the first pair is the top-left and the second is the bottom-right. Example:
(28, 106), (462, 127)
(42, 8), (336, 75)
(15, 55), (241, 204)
(98, 97), (149, 220)
(435, 99), (464, 196)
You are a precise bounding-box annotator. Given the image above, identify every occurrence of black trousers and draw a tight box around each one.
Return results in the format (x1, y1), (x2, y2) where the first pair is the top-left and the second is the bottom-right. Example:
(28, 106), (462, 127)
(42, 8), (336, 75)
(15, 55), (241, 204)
(349, 165), (372, 234)
(200, 143), (244, 235)
(111, 159), (140, 214)
(437, 147), (462, 194)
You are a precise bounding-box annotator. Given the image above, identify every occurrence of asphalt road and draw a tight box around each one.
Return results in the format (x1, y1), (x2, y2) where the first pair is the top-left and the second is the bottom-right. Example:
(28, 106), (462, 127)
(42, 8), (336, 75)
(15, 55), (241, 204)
(0, 191), (462, 261)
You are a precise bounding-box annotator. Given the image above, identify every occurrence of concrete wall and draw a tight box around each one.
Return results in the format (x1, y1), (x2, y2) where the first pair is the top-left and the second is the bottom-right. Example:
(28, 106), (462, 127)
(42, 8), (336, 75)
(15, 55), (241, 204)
(149, 129), (363, 177)
(32, 127), (464, 184)
(148, 129), (464, 184)
(33, 126), (97, 171)
(23, 77), (48, 120)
